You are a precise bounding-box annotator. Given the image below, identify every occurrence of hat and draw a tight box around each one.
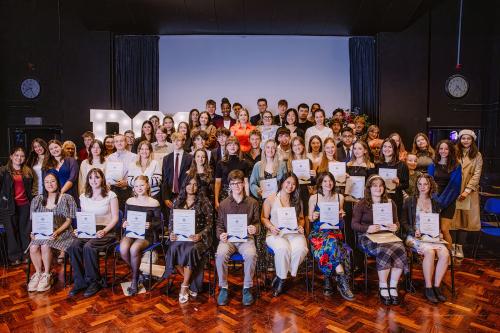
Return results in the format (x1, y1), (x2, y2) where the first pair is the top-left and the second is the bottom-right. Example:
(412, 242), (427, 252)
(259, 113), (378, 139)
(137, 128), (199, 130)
(458, 129), (477, 141)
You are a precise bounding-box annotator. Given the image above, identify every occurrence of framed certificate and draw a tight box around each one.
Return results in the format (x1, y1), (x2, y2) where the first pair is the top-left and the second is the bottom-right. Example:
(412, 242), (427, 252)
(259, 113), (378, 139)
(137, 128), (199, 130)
(291, 159), (310, 180)
(105, 162), (124, 183)
(318, 202), (340, 229)
(125, 210), (147, 239)
(328, 162), (346, 184)
(173, 209), (196, 241)
(373, 202), (393, 231)
(419, 212), (440, 238)
(378, 168), (397, 190)
(345, 176), (365, 199)
(260, 178), (278, 199)
(32, 212), (54, 240)
(76, 212), (96, 238)
(277, 207), (298, 234)
(227, 214), (248, 242)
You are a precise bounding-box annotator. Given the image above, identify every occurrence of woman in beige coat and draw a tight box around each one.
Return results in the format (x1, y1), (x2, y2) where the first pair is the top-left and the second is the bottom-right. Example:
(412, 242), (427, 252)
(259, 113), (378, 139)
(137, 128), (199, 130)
(453, 129), (483, 258)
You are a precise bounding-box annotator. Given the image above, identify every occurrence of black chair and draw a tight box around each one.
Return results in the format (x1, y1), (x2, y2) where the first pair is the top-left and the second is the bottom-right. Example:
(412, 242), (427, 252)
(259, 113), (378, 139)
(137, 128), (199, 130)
(473, 198), (500, 259)
(0, 225), (8, 268)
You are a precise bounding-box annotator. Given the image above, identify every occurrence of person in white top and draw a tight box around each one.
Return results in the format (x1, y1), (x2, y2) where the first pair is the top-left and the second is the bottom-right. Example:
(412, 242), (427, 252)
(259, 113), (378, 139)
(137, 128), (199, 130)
(106, 134), (136, 209)
(257, 111), (279, 149)
(27, 138), (48, 196)
(261, 173), (308, 297)
(67, 168), (118, 297)
(304, 109), (334, 152)
(78, 139), (106, 195)
(127, 141), (162, 199)
(151, 125), (174, 167)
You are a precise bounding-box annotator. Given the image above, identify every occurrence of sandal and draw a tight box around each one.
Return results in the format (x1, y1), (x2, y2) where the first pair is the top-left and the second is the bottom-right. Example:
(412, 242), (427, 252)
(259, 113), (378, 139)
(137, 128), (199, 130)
(179, 285), (189, 304)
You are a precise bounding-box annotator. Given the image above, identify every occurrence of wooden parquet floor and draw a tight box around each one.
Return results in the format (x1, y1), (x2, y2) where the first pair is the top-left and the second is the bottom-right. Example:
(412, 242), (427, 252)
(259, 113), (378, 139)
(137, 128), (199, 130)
(0, 258), (499, 333)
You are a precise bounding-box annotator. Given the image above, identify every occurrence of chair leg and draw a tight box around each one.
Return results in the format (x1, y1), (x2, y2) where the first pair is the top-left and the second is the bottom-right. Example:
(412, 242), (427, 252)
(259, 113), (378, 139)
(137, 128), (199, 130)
(311, 253), (315, 296)
(63, 254), (67, 288)
(450, 248), (456, 297)
(26, 257), (31, 285)
(364, 254), (368, 294)
(148, 251), (153, 291)
(112, 252), (117, 290)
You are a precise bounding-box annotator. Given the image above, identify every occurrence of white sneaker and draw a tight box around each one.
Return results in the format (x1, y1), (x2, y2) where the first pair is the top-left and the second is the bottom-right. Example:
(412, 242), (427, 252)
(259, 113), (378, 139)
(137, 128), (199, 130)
(27, 272), (42, 292)
(37, 273), (53, 292)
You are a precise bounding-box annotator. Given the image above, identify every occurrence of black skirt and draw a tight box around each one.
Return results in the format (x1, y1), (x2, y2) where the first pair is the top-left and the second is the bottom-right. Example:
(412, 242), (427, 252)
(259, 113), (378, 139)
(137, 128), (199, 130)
(163, 241), (206, 277)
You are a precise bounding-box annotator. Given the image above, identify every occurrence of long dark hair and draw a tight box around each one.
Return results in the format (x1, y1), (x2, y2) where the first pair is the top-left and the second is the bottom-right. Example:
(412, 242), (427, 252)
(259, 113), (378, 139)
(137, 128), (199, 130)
(187, 148), (213, 179)
(316, 172), (336, 196)
(43, 139), (64, 171)
(285, 108), (299, 126)
(363, 175), (389, 208)
(457, 135), (479, 160)
(278, 172), (302, 217)
(188, 109), (200, 131)
(139, 120), (157, 143)
(308, 135), (323, 153)
(27, 138), (48, 168)
(434, 139), (459, 172)
(84, 168), (109, 198)
(379, 138), (399, 165)
(413, 173), (438, 199)
(88, 139), (106, 165)
(174, 175), (208, 209)
(8, 147), (33, 178)
(41, 172), (61, 206)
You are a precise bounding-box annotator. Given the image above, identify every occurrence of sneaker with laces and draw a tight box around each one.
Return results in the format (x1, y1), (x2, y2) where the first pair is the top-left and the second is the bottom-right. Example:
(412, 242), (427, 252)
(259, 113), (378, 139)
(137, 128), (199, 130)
(27, 272), (42, 292)
(336, 273), (355, 301)
(37, 273), (52, 292)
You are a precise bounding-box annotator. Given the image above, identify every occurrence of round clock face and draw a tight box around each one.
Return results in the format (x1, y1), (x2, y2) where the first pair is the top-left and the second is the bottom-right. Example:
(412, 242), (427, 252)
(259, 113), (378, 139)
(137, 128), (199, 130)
(21, 78), (41, 99)
(445, 74), (469, 98)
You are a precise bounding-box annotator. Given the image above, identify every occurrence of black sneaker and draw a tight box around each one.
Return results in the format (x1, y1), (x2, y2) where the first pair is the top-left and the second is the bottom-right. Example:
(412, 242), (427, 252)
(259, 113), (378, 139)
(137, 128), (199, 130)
(323, 276), (334, 296)
(336, 273), (355, 301)
(83, 283), (102, 297)
(69, 285), (87, 297)
(433, 286), (447, 302)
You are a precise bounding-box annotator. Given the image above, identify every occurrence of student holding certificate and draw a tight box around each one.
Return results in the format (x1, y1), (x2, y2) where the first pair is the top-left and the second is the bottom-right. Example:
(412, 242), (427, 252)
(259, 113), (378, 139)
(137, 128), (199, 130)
(67, 168), (119, 298)
(376, 138), (409, 220)
(120, 175), (161, 296)
(216, 170), (260, 306)
(28, 173), (77, 292)
(308, 172), (354, 300)
(351, 175), (408, 306)
(164, 176), (213, 304)
(249, 140), (287, 200)
(262, 173), (308, 297)
(401, 174), (449, 303)
(127, 141), (162, 200)
(316, 138), (339, 174)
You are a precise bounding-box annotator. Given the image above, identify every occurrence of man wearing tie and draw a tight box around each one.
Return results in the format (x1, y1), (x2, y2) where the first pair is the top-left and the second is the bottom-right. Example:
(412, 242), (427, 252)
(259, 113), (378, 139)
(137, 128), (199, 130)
(336, 127), (355, 163)
(162, 133), (193, 212)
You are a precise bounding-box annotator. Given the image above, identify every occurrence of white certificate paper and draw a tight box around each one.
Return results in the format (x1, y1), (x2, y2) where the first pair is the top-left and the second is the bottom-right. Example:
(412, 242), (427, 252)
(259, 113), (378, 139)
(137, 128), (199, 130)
(106, 162), (124, 183)
(378, 168), (397, 190)
(373, 203), (393, 231)
(328, 162), (346, 180)
(345, 176), (365, 199)
(277, 207), (298, 234)
(260, 178), (278, 199)
(419, 213), (440, 238)
(125, 210), (147, 239)
(292, 159), (310, 180)
(32, 212), (54, 240)
(227, 214), (248, 242)
(318, 202), (340, 229)
(76, 212), (96, 238)
(173, 209), (196, 241)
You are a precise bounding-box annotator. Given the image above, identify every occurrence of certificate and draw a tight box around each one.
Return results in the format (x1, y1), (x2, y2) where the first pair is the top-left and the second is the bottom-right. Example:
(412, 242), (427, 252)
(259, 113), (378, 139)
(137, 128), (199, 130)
(105, 161), (124, 182)
(345, 176), (365, 199)
(318, 202), (340, 229)
(76, 212), (96, 238)
(328, 162), (347, 184)
(419, 213), (440, 238)
(173, 209), (196, 241)
(260, 178), (278, 199)
(125, 210), (147, 239)
(227, 214), (248, 242)
(291, 159), (310, 180)
(366, 232), (402, 244)
(378, 168), (397, 190)
(277, 207), (298, 234)
(32, 212), (54, 240)
(373, 202), (393, 231)
(456, 196), (471, 211)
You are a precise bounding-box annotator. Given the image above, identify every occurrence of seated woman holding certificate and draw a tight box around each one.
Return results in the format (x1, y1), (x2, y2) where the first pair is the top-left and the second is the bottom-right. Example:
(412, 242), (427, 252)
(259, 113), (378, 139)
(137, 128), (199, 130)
(261, 172), (309, 297)
(401, 174), (449, 303)
(67, 168), (119, 298)
(120, 175), (161, 295)
(308, 172), (354, 300)
(351, 174), (408, 306)
(250, 140), (287, 200)
(28, 173), (77, 292)
(164, 176), (213, 303)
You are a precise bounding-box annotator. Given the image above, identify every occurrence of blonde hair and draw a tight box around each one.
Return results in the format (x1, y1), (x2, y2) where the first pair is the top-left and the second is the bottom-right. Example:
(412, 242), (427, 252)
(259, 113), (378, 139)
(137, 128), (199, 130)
(260, 140), (280, 179)
(288, 136), (307, 171)
(347, 140), (374, 168)
(135, 140), (153, 168)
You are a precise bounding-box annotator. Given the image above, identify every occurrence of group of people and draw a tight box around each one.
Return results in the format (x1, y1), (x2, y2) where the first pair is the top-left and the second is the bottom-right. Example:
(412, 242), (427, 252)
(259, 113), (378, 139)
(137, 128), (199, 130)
(0, 97), (482, 306)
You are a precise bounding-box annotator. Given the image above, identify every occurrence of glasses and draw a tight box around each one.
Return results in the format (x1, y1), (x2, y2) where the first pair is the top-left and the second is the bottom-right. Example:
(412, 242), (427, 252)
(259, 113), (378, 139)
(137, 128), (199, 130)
(263, 116), (272, 119)
(229, 182), (244, 187)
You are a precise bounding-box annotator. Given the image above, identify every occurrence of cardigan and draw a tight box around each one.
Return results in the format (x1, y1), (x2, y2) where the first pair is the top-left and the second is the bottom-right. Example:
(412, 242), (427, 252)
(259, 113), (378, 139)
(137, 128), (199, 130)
(351, 199), (399, 234)
(0, 165), (35, 215)
(400, 196), (441, 238)
(427, 163), (462, 210)
(249, 160), (288, 198)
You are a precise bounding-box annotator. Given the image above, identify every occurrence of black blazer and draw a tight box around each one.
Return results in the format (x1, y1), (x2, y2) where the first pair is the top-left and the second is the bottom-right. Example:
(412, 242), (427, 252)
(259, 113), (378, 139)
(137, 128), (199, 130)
(250, 113), (264, 126)
(211, 147), (224, 167)
(161, 152), (193, 201)
(0, 165), (34, 215)
(336, 146), (353, 163)
(401, 196), (441, 238)
(273, 115), (286, 127)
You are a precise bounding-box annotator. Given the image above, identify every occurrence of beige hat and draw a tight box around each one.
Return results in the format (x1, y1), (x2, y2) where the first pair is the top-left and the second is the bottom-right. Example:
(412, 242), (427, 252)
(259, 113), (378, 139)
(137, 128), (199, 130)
(458, 129), (477, 141)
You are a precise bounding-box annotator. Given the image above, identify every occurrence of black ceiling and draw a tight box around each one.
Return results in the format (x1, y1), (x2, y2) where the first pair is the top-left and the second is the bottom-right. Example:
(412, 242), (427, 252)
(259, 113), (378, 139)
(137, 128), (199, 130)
(77, 0), (441, 36)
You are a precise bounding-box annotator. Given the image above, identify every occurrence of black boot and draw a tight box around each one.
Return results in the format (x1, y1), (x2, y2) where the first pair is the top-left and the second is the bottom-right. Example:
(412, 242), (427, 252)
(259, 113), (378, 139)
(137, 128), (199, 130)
(323, 276), (334, 296)
(424, 288), (439, 303)
(433, 286), (447, 302)
(336, 273), (355, 301)
(272, 276), (284, 297)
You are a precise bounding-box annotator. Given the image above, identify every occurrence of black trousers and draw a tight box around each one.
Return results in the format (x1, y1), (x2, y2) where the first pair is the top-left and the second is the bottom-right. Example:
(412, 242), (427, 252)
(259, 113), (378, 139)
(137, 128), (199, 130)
(3, 204), (31, 262)
(67, 235), (116, 288)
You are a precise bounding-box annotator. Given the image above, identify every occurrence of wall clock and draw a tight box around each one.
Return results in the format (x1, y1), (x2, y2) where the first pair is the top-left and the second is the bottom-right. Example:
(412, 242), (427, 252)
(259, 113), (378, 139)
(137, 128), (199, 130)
(20, 78), (41, 99)
(445, 74), (469, 99)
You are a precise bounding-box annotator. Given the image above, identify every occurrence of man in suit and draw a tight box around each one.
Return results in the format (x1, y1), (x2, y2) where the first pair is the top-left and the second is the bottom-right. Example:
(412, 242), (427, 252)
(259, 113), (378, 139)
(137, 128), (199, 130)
(206, 99), (223, 123)
(273, 99), (288, 127)
(250, 98), (268, 126)
(213, 99), (236, 129)
(336, 127), (355, 163)
(162, 132), (193, 211)
(211, 127), (231, 167)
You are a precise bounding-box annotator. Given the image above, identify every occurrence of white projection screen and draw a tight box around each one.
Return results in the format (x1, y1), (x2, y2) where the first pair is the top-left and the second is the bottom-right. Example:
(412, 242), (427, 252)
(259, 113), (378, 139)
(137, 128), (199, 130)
(159, 35), (350, 117)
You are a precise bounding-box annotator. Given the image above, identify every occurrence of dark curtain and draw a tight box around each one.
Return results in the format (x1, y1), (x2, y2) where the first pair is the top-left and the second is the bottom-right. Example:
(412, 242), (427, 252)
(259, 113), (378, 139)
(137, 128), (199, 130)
(349, 37), (378, 124)
(114, 35), (159, 116)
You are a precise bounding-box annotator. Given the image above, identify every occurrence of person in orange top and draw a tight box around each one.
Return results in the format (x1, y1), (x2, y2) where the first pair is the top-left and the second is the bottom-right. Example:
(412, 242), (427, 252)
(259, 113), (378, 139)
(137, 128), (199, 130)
(230, 108), (256, 153)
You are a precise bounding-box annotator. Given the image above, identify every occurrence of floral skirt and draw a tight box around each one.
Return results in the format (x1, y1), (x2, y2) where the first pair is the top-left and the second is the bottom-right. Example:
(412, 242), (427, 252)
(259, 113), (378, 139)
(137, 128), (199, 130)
(309, 229), (351, 277)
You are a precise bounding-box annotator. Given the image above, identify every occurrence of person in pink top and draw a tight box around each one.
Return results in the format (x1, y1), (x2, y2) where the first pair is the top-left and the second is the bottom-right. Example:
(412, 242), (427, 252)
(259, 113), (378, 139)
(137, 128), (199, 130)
(230, 108), (256, 153)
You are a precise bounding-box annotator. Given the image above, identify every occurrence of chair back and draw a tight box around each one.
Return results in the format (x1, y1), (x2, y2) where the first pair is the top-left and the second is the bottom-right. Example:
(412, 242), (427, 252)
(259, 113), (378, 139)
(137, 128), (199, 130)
(484, 198), (500, 215)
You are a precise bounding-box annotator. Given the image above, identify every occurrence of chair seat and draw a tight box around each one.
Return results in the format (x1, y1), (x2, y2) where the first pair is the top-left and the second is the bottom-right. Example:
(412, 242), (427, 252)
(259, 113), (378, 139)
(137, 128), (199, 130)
(266, 246), (274, 256)
(481, 227), (500, 237)
(230, 252), (244, 261)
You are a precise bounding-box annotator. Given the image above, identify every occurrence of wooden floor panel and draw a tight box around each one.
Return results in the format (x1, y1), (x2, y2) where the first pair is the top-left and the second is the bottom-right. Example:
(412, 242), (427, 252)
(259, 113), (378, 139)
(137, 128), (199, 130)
(0, 259), (499, 332)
